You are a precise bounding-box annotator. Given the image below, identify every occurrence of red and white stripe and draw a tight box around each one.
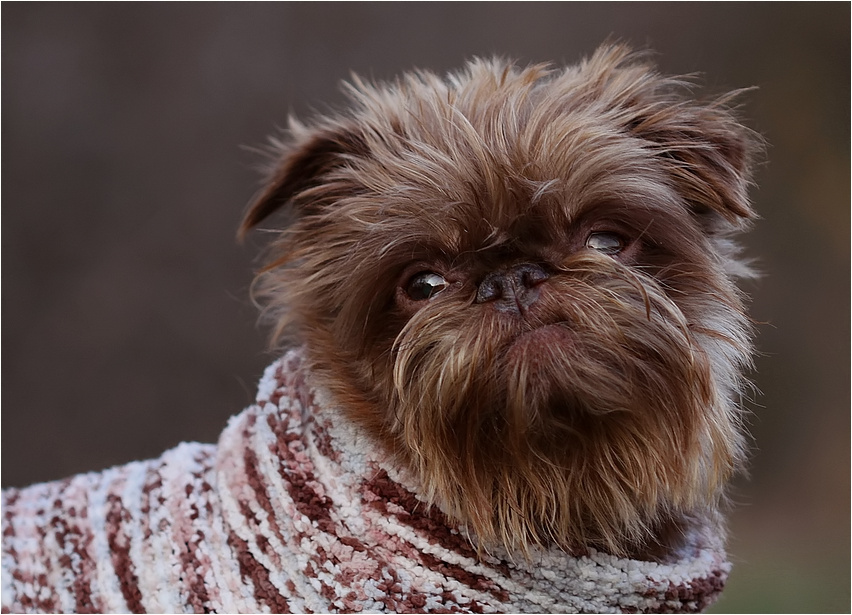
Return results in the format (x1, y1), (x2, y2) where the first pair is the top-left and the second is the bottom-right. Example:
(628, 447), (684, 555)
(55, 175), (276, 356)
(2, 350), (730, 613)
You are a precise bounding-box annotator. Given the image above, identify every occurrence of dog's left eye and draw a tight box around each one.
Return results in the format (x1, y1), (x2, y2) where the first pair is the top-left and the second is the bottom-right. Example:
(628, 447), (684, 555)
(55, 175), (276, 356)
(586, 232), (625, 255)
(405, 272), (448, 301)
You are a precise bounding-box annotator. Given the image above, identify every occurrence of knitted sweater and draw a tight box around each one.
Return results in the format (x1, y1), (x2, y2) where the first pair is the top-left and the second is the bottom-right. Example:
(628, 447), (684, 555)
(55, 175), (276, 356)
(2, 350), (730, 613)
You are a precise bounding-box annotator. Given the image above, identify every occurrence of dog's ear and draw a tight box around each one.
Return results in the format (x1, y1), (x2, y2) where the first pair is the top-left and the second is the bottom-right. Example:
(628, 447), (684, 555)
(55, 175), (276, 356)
(627, 98), (760, 230)
(579, 45), (759, 229)
(239, 125), (367, 238)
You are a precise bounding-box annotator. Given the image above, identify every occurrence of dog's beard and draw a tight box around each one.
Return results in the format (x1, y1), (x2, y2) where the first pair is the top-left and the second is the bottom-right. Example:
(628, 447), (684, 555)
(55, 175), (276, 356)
(382, 252), (748, 556)
(253, 205), (753, 557)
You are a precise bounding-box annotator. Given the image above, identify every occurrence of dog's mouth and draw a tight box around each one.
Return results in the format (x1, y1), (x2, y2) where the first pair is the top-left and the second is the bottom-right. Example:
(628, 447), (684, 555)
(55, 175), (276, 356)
(501, 323), (594, 423)
(504, 322), (574, 364)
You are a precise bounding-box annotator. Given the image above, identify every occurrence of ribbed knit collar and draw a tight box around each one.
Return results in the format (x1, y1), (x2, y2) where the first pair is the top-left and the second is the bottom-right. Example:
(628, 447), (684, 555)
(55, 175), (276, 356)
(214, 349), (731, 613)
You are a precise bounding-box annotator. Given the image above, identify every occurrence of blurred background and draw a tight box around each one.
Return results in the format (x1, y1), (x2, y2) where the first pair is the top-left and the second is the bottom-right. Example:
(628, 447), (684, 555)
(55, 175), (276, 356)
(2, 4), (848, 612)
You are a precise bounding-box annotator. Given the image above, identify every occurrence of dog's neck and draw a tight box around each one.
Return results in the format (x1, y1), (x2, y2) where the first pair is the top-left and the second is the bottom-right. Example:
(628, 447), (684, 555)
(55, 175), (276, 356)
(214, 348), (731, 613)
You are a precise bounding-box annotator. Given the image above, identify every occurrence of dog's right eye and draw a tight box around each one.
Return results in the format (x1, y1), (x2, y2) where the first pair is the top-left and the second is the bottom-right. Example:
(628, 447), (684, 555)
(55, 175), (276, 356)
(405, 272), (448, 301)
(586, 231), (625, 256)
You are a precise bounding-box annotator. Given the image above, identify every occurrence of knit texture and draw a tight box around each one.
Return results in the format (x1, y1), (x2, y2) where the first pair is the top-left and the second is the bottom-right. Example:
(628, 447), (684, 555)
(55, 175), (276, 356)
(2, 350), (730, 613)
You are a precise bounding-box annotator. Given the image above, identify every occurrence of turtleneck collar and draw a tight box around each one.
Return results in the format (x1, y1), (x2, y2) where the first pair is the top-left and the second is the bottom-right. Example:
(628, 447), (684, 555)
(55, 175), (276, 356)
(215, 349), (731, 613)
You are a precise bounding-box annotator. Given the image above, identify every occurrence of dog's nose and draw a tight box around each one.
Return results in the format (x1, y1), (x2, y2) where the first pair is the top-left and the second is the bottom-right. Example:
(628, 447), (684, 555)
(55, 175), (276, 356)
(475, 263), (549, 314)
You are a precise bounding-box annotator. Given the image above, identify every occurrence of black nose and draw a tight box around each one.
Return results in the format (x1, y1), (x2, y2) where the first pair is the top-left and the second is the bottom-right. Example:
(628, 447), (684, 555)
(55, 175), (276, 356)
(475, 263), (549, 314)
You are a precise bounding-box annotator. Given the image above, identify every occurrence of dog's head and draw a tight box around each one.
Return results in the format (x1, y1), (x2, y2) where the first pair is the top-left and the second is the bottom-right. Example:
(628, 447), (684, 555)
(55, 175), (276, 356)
(241, 45), (758, 557)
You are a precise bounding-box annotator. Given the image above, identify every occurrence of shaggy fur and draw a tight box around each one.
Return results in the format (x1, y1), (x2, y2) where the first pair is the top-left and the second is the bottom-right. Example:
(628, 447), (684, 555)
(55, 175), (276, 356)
(241, 45), (758, 559)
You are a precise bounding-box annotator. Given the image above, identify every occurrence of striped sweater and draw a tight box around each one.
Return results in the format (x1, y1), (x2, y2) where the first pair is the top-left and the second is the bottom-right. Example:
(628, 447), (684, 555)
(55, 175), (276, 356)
(2, 350), (730, 613)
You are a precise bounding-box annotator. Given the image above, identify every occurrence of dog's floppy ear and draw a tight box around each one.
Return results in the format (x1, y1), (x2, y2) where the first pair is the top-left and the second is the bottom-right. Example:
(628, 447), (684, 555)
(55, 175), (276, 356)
(628, 97), (760, 230)
(579, 45), (759, 229)
(239, 125), (367, 238)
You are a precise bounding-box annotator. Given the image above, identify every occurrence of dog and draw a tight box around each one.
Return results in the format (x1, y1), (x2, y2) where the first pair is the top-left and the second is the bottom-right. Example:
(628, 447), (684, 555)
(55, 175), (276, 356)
(240, 43), (758, 558)
(2, 45), (758, 613)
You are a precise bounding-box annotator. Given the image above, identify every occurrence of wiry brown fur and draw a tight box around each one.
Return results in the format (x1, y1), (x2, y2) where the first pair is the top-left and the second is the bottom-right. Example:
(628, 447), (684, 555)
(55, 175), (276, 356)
(240, 45), (758, 558)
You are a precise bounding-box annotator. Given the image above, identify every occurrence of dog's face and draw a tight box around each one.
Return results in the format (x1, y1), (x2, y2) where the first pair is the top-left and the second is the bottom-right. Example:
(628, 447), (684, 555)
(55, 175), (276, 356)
(241, 46), (757, 557)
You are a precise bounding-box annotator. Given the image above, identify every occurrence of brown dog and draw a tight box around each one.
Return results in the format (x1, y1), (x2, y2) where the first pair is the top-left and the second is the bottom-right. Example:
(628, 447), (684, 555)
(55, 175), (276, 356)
(241, 44), (758, 559)
(2, 45), (759, 613)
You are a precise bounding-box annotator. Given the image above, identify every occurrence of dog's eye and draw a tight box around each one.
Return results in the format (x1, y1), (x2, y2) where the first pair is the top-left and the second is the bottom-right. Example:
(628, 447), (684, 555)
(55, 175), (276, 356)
(405, 272), (448, 301)
(586, 232), (625, 255)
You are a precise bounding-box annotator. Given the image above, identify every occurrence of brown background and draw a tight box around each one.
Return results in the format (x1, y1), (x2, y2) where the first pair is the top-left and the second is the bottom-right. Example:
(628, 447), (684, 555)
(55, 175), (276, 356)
(3, 4), (849, 612)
